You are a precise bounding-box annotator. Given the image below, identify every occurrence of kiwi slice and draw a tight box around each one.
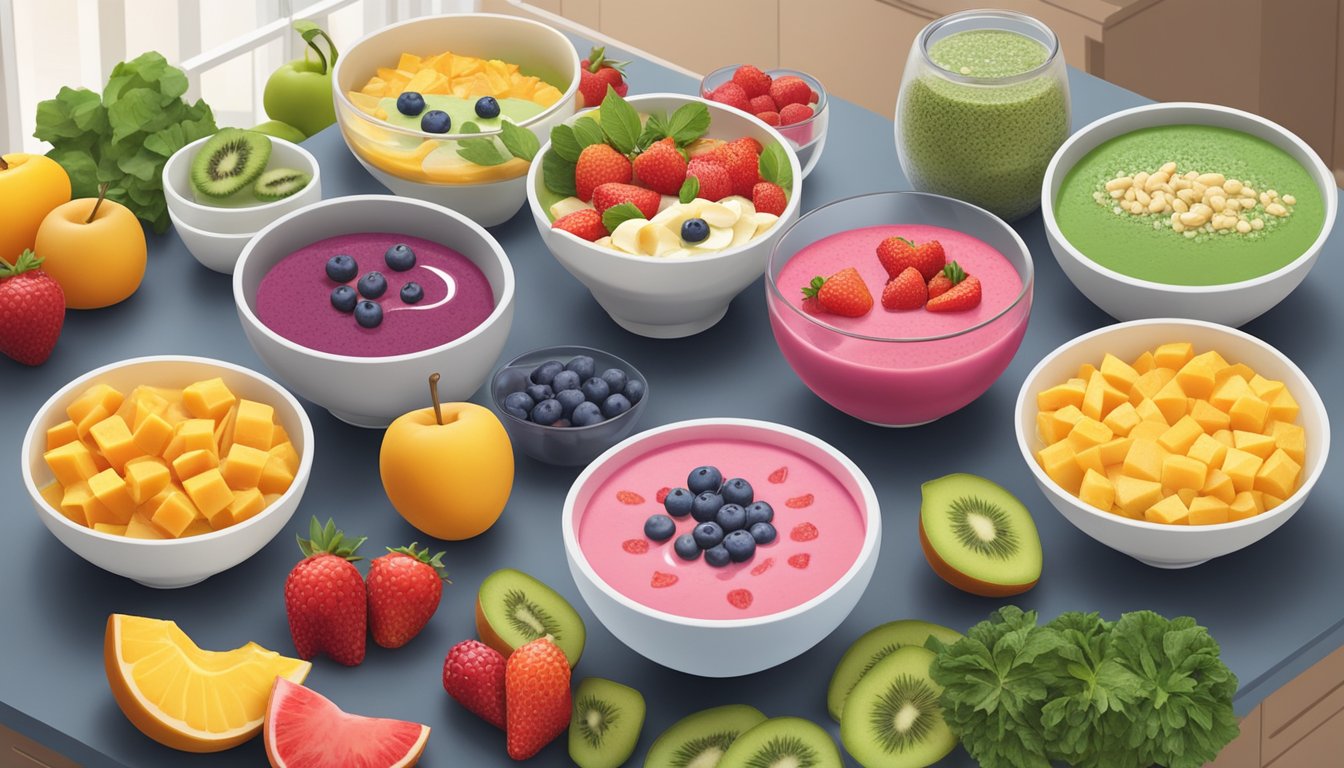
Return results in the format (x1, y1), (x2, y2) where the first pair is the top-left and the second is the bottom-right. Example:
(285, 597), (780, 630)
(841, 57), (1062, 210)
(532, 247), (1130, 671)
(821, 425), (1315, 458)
(644, 704), (766, 768)
(190, 129), (271, 198)
(569, 677), (645, 768)
(827, 620), (964, 722)
(919, 473), (1042, 597)
(252, 168), (311, 201)
(840, 646), (955, 768)
(475, 568), (586, 667)
(718, 717), (843, 768)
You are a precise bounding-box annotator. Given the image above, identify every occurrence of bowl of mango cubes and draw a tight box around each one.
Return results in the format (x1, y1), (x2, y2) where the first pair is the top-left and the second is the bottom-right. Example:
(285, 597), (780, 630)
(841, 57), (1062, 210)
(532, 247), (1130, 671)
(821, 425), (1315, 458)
(21, 356), (314, 588)
(1015, 319), (1329, 568)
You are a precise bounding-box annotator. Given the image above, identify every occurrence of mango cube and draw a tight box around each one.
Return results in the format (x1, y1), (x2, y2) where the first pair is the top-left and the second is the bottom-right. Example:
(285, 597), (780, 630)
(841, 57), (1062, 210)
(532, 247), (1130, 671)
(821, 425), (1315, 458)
(1217, 362), (1253, 384)
(268, 441), (301, 474)
(1161, 454), (1208, 492)
(1131, 368), (1175, 402)
(1187, 434), (1229, 469)
(1040, 405), (1084, 444)
(223, 488), (267, 527)
(1037, 379), (1086, 411)
(1153, 342), (1195, 370)
(124, 457), (171, 505)
(1145, 494), (1190, 524)
(46, 420), (79, 450)
(150, 491), (200, 537)
(1210, 375), (1254, 412)
(1038, 411), (1067, 444)
(1262, 493), (1285, 511)
(1102, 402), (1141, 437)
(221, 443), (269, 490)
(1099, 354), (1140, 392)
(1081, 373), (1127, 421)
(1078, 469), (1115, 511)
(1190, 399), (1231, 433)
(215, 404), (238, 454)
(124, 513), (165, 540)
(182, 468), (234, 521)
(1228, 395), (1269, 433)
(176, 419), (218, 455)
(1233, 430), (1276, 459)
(1175, 353), (1222, 399)
(87, 469), (135, 525)
(1152, 380), (1189, 424)
(132, 412), (174, 457)
(88, 415), (141, 472)
(1122, 439), (1166, 483)
(271, 424), (290, 447)
(1157, 415), (1204, 454)
(1077, 437), (1133, 475)
(171, 448), (219, 482)
(182, 377), (237, 421)
(43, 441), (100, 486)
(1068, 418), (1113, 450)
(1188, 496), (1230, 525)
(1222, 447), (1264, 493)
(1133, 399), (1167, 427)
(1228, 491), (1263, 521)
(1268, 388), (1300, 423)
(233, 400), (275, 450)
(58, 482), (94, 526)
(1254, 449), (1301, 499)
(1115, 476), (1164, 518)
(1201, 469), (1237, 504)
(1249, 374), (1285, 401)
(1213, 429), (1235, 446)
(67, 383), (124, 427)
(93, 523), (128, 536)
(1270, 421), (1306, 464)
(258, 454), (296, 496)
(1131, 350), (1156, 374)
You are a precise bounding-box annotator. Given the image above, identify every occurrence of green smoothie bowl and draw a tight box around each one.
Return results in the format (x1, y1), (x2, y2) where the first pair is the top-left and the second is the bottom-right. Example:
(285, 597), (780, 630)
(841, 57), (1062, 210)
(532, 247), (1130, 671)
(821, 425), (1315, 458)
(1043, 102), (1336, 327)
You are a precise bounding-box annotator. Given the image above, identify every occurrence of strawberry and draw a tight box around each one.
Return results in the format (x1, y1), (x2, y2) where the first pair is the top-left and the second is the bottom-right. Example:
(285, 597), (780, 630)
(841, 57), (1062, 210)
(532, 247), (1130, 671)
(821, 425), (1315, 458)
(578, 46), (628, 108)
(769, 76), (812, 109)
(748, 94), (777, 114)
(876, 236), (945, 281)
(707, 82), (751, 112)
(751, 557), (775, 576)
(788, 553), (811, 569)
(575, 143), (632, 202)
(0, 251), (64, 366)
(727, 589), (753, 610)
(751, 181), (787, 216)
(592, 183), (661, 218)
(735, 137), (765, 155)
(615, 489), (645, 504)
(927, 260), (965, 300)
(655, 487), (671, 503)
(632, 138), (687, 195)
(505, 637), (572, 760)
(926, 270), (982, 312)
(366, 543), (448, 649)
(622, 539), (649, 554)
(881, 266), (927, 311)
(801, 268), (872, 317)
(551, 209), (608, 242)
(768, 466), (789, 484)
(732, 65), (773, 98)
(443, 639), (507, 729)
(710, 139), (762, 198)
(686, 158), (732, 201)
(756, 111), (781, 126)
(650, 571), (678, 588)
(780, 103), (814, 125)
(284, 517), (367, 666)
(791, 522), (819, 541)
(786, 493), (814, 508)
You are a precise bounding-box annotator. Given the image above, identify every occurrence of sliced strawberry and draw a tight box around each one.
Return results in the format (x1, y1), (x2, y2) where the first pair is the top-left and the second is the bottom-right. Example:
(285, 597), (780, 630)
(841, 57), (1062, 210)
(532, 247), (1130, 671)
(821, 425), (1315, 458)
(788, 553), (811, 569)
(551, 209), (607, 242)
(786, 493), (814, 508)
(591, 182), (661, 218)
(651, 572), (678, 588)
(768, 466), (789, 484)
(790, 522), (819, 541)
(622, 539), (649, 554)
(616, 490), (645, 505)
(726, 589), (754, 609)
(655, 487), (671, 503)
(751, 557), (775, 576)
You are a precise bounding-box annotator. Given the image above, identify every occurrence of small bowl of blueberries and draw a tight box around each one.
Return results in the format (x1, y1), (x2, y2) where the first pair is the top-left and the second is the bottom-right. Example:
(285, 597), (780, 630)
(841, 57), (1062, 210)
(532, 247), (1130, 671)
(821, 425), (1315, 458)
(490, 345), (648, 466)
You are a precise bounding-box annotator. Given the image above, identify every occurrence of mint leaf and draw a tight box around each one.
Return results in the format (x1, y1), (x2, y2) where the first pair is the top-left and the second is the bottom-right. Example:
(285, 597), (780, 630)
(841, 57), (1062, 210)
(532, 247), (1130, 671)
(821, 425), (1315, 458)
(459, 121), (481, 134)
(601, 201), (645, 233)
(598, 87), (641, 154)
(550, 124), (582, 162)
(679, 176), (699, 204)
(499, 120), (540, 162)
(542, 150), (577, 197)
(666, 102), (711, 145)
(636, 111), (668, 150)
(758, 142), (793, 191)
(456, 137), (508, 166)
(572, 117), (606, 150)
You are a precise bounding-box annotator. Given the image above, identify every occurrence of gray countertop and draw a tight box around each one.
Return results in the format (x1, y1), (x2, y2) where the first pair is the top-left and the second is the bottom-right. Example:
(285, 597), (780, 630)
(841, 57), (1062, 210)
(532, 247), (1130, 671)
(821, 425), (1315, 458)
(2, 33), (1340, 768)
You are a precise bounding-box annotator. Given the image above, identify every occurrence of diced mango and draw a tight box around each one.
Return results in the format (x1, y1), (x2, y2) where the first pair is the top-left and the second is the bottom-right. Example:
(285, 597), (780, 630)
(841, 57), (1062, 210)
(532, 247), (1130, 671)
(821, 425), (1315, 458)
(1201, 469), (1237, 504)
(1081, 372), (1128, 420)
(132, 412), (174, 457)
(1254, 449), (1301, 499)
(1115, 475), (1164, 518)
(43, 441), (100, 486)
(1152, 380), (1189, 424)
(1153, 342), (1195, 369)
(1175, 487), (1197, 507)
(1134, 399), (1168, 426)
(176, 419), (218, 455)
(46, 420), (79, 450)
(1222, 447), (1264, 493)
(1270, 421), (1306, 464)
(184, 377), (240, 420)
(1157, 415), (1204, 454)
(214, 403), (238, 454)
(1129, 420), (1167, 442)
(1233, 430), (1276, 459)
(124, 457), (171, 505)
(129, 386), (170, 429)
(89, 415), (141, 472)
(171, 448), (219, 482)
(1269, 388), (1300, 423)
(1078, 469), (1115, 511)
(1190, 399), (1231, 433)
(58, 481), (93, 526)
(268, 441), (301, 474)
(1102, 402), (1141, 437)
(1262, 493), (1285, 511)
(1249, 374), (1285, 401)
(93, 522), (128, 536)
(87, 469), (135, 525)
(233, 400), (275, 450)
(1131, 350), (1156, 374)
(221, 444), (269, 490)
(1188, 434), (1229, 469)
(1218, 362), (1253, 384)
(1213, 429), (1235, 446)
(1188, 496), (1230, 525)
(257, 454), (296, 496)
(1175, 353), (1222, 399)
(182, 468), (234, 522)
(124, 513), (165, 540)
(1228, 395), (1269, 433)
(224, 488), (267, 527)
(150, 491), (199, 538)
(1131, 368), (1175, 403)
(1099, 353), (1140, 392)
(1228, 491), (1262, 521)
(1210, 375), (1254, 412)
(1122, 439), (1166, 483)
(1038, 411), (1068, 444)
(271, 423), (290, 448)
(1068, 418), (1113, 450)
(1038, 379), (1086, 411)
(1161, 454), (1208, 492)
(74, 403), (112, 439)
(1145, 494), (1190, 524)
(67, 383), (124, 427)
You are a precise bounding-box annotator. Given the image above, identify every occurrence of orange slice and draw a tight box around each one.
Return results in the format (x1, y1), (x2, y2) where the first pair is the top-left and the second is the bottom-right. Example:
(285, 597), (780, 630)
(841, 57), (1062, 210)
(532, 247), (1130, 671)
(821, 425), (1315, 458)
(104, 614), (311, 753)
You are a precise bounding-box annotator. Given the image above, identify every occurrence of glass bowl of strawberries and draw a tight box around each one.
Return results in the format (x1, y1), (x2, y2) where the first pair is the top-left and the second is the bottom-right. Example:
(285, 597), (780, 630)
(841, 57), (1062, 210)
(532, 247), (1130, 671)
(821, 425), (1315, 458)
(701, 64), (828, 178)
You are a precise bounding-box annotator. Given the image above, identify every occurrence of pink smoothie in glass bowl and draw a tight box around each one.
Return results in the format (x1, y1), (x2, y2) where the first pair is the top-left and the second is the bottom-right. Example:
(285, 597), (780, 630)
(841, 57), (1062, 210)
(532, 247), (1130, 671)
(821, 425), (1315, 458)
(767, 192), (1033, 426)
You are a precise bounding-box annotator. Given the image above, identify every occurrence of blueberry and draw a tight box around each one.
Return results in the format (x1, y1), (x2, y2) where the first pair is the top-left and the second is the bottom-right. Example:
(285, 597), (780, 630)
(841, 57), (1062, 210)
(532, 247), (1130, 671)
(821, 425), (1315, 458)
(530, 398), (563, 425)
(531, 360), (564, 386)
(674, 534), (701, 561)
(385, 243), (416, 271)
(358, 271), (387, 299)
(749, 521), (777, 544)
(644, 514), (676, 542)
(555, 388), (586, 418)
(354, 300), (383, 328)
(571, 400), (603, 427)
(421, 109), (451, 133)
(396, 91), (426, 116)
(601, 393), (632, 419)
(663, 487), (694, 517)
(744, 501), (774, 526)
(600, 368), (628, 393)
(399, 282), (423, 304)
(474, 96), (501, 119)
(704, 545), (731, 568)
(720, 477), (753, 506)
(715, 503), (747, 532)
(681, 217), (710, 243)
(565, 355), (596, 380)
(525, 384), (554, 402)
(691, 491), (724, 523)
(330, 285), (357, 312)
(623, 378), (645, 404)
(325, 254), (358, 282)
(581, 377), (610, 403)
(723, 529), (756, 562)
(688, 466), (724, 494)
(551, 370), (581, 392)
(693, 521), (724, 549)
(502, 391), (534, 420)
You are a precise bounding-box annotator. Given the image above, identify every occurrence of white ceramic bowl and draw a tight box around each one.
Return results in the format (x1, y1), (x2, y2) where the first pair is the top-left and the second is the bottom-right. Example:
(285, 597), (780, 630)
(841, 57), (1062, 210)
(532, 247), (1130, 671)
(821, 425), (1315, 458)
(166, 208), (256, 275)
(1015, 319), (1330, 568)
(527, 94), (804, 338)
(1042, 102), (1337, 327)
(233, 195), (516, 428)
(21, 356), (314, 588)
(562, 418), (881, 676)
(163, 134), (322, 236)
(333, 13), (580, 227)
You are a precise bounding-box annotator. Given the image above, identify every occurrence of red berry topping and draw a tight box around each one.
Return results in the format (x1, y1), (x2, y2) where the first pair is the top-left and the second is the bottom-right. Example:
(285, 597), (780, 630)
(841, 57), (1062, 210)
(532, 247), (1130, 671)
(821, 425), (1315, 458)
(651, 571), (679, 588)
(616, 490), (645, 505)
(732, 65), (774, 98)
(632, 137), (688, 196)
(876, 236), (946, 282)
(749, 94), (777, 114)
(768, 466), (789, 484)
(655, 487), (671, 503)
(708, 82), (751, 112)
(786, 493), (814, 508)
(924, 262), (982, 312)
(769, 76), (812, 109)
(755, 111), (781, 126)
(727, 589), (754, 610)
(750, 557), (775, 576)
(788, 553), (811, 569)
(551, 209), (608, 242)
(686, 157), (733, 202)
(592, 182), (662, 218)
(800, 269), (872, 318)
(751, 181), (787, 216)
(575, 143), (632, 202)
(779, 103), (814, 125)
(622, 539), (650, 554)
(791, 522), (819, 541)
(881, 266), (928, 311)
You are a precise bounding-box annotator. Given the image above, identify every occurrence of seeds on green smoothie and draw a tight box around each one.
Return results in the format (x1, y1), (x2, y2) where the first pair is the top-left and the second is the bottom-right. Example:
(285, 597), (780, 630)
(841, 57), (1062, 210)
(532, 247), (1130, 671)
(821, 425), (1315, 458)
(1090, 162), (1295, 240)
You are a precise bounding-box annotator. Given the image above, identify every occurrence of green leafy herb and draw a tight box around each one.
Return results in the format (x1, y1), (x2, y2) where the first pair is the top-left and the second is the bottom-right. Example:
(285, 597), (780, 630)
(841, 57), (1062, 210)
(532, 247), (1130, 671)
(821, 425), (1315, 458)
(679, 176), (700, 204)
(542, 151), (577, 197)
(457, 120), (539, 166)
(636, 111), (669, 151)
(459, 121), (481, 134)
(601, 201), (645, 233)
(572, 117), (606, 150)
(34, 52), (217, 233)
(499, 120), (540, 162)
(1040, 612), (1141, 767)
(598, 86), (641, 154)
(665, 102), (711, 145)
(758, 142), (793, 191)
(550, 124), (582, 162)
(455, 136), (508, 166)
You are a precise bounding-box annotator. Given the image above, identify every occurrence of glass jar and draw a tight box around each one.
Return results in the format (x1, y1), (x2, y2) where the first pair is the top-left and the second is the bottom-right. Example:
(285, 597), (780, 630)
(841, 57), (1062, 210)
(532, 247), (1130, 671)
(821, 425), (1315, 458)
(895, 10), (1070, 222)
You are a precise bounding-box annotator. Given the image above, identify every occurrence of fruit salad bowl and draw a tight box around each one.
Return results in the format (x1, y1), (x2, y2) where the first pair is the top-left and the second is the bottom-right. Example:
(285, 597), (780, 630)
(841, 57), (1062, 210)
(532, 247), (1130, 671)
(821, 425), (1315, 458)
(333, 13), (580, 227)
(21, 356), (314, 588)
(1015, 319), (1330, 568)
(163, 135), (322, 237)
(562, 418), (881, 676)
(233, 195), (515, 428)
(767, 191), (1033, 426)
(699, 65), (828, 178)
(527, 94), (804, 339)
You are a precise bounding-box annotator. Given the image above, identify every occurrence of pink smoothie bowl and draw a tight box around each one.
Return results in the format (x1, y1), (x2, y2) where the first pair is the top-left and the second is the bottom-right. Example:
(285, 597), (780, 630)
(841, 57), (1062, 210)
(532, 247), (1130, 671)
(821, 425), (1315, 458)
(561, 418), (881, 677)
(766, 191), (1034, 426)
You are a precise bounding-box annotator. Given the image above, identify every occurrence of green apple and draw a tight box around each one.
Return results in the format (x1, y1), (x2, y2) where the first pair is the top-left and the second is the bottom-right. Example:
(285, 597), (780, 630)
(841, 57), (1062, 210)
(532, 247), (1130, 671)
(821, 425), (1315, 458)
(263, 20), (337, 138)
(251, 120), (308, 143)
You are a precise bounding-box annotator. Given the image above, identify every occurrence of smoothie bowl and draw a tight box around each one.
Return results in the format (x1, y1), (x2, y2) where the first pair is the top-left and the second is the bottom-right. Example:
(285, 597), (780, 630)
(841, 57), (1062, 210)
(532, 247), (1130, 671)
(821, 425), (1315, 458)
(562, 418), (880, 676)
(767, 191), (1033, 426)
(527, 93), (803, 338)
(333, 13), (580, 226)
(700, 64), (829, 178)
(1043, 102), (1336, 326)
(233, 195), (515, 427)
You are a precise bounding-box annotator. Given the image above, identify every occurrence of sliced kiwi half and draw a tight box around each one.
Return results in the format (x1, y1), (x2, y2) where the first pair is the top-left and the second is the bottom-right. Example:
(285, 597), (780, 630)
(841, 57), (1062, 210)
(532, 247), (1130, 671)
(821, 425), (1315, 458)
(569, 677), (645, 768)
(475, 568), (586, 667)
(252, 167), (311, 201)
(644, 704), (766, 768)
(190, 128), (271, 198)
(827, 620), (964, 722)
(919, 473), (1042, 597)
(840, 646), (956, 768)
(718, 716), (843, 768)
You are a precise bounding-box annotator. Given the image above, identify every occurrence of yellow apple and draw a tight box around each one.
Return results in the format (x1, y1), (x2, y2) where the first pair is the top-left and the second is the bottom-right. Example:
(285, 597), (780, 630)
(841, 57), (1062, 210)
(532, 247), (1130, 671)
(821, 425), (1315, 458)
(34, 183), (146, 309)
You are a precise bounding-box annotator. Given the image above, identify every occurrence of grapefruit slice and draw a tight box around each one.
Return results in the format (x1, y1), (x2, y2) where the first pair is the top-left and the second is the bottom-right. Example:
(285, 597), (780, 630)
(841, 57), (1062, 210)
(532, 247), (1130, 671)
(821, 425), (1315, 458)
(265, 678), (430, 767)
(104, 614), (311, 753)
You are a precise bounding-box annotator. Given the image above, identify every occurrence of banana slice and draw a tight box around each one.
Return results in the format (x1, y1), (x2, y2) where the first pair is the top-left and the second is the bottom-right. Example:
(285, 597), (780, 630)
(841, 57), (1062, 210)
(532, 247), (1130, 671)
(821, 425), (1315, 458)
(752, 213), (779, 236)
(610, 218), (647, 254)
(662, 248), (695, 259)
(638, 221), (681, 256)
(729, 215), (758, 248)
(549, 197), (591, 220)
(719, 195), (756, 215)
(594, 236), (614, 250)
(697, 225), (735, 251)
(700, 202), (741, 229)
